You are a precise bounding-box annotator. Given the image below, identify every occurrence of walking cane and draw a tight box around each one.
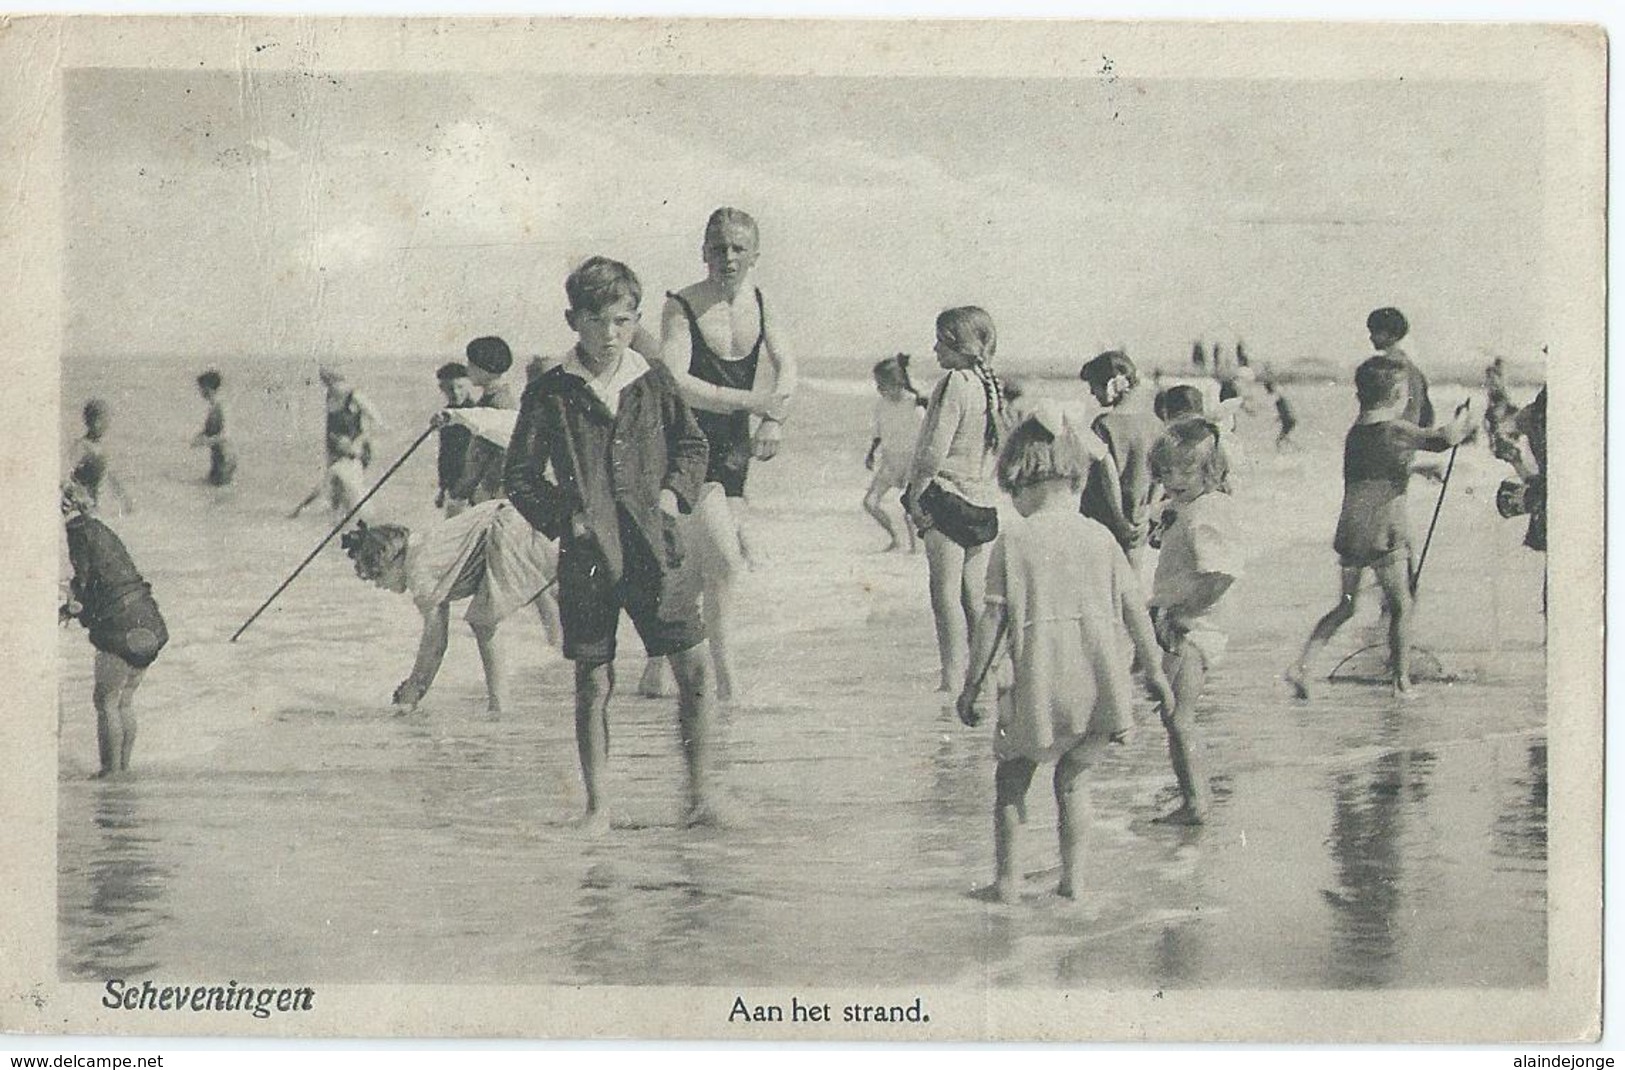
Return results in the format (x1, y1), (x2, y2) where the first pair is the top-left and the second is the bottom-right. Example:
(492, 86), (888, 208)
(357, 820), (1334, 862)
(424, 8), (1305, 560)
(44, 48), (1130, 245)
(231, 424), (437, 642)
(1410, 399), (1471, 598)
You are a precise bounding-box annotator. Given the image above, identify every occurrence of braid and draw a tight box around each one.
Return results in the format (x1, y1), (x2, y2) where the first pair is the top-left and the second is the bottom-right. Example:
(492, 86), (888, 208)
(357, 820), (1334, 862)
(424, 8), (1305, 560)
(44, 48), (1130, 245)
(972, 356), (1004, 451)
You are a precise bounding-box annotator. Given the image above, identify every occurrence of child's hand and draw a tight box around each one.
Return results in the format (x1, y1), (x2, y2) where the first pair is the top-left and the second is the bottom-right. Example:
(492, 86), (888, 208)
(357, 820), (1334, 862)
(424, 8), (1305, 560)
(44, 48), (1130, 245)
(955, 688), (982, 727)
(753, 419), (784, 461)
(658, 489), (682, 518)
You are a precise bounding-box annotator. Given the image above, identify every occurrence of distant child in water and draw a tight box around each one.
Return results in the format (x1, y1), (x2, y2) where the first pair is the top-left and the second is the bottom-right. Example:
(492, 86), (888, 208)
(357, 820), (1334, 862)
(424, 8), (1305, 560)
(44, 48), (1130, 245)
(69, 399), (134, 514)
(1285, 359), (1473, 700)
(192, 370), (237, 486)
(863, 354), (923, 552)
(1146, 418), (1244, 825)
(61, 480), (167, 777)
(342, 500), (560, 715)
(957, 403), (1171, 903)
(1264, 380), (1298, 450)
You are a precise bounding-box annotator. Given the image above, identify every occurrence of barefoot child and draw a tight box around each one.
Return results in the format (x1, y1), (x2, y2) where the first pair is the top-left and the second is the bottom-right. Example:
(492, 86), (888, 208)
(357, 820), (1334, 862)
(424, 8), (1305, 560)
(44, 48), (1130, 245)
(905, 306), (1006, 692)
(1285, 358), (1474, 699)
(956, 404), (1172, 902)
(61, 481), (168, 777)
(642, 207), (797, 702)
(290, 366), (385, 518)
(505, 256), (718, 828)
(863, 354), (923, 552)
(341, 500), (559, 715)
(192, 370), (238, 486)
(1146, 418), (1244, 824)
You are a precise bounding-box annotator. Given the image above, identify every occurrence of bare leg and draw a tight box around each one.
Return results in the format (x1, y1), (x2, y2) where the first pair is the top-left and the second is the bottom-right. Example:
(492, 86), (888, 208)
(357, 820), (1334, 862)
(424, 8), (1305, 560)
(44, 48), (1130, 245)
(471, 622), (504, 714)
(1374, 559), (1414, 696)
(923, 530), (969, 691)
(573, 659), (614, 830)
(862, 478), (902, 551)
(667, 643), (716, 826)
(958, 541), (988, 682)
(975, 758), (1035, 903)
(1285, 567), (1363, 699)
(1055, 737), (1104, 897)
(92, 652), (140, 776)
(532, 588), (563, 650)
(693, 490), (744, 702)
(1154, 647), (1209, 824)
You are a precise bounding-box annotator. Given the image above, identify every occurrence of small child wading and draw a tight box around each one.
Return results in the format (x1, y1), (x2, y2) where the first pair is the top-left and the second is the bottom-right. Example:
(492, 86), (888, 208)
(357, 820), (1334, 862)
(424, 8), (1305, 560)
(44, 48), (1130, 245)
(1286, 358), (1473, 699)
(1146, 418), (1245, 825)
(862, 353), (923, 552)
(957, 404), (1172, 904)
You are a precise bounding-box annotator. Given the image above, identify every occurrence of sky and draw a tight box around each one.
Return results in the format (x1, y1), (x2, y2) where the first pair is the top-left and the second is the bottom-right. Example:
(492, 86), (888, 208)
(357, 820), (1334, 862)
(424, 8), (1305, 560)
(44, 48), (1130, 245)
(65, 67), (1548, 376)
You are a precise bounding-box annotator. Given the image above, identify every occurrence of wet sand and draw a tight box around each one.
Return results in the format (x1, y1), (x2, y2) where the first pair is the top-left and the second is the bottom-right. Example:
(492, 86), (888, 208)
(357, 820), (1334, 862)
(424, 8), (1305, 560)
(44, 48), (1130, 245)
(57, 357), (1547, 988)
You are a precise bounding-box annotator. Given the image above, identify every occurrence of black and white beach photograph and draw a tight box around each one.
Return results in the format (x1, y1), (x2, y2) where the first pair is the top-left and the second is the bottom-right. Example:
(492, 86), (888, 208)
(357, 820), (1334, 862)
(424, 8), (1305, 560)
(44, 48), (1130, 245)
(0, 16), (1604, 1044)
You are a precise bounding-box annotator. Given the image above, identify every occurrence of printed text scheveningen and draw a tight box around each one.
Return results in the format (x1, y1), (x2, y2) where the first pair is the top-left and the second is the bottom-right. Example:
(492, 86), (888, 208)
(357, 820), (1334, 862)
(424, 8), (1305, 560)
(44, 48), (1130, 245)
(102, 979), (315, 1020)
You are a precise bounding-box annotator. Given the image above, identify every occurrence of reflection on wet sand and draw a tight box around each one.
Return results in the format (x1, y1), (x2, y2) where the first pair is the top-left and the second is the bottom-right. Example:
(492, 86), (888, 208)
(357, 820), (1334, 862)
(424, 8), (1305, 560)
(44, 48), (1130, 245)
(63, 782), (173, 979)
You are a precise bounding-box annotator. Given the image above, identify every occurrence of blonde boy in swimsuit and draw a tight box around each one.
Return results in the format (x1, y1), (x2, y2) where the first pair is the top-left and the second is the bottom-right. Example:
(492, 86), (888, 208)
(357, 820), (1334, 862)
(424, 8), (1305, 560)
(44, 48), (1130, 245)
(638, 207), (795, 702)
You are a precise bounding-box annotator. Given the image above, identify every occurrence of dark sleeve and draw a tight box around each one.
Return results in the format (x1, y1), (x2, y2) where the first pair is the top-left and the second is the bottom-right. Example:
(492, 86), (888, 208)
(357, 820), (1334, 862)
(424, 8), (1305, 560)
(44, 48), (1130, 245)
(657, 366), (710, 513)
(503, 383), (571, 540)
(65, 522), (91, 603)
(452, 437), (499, 501)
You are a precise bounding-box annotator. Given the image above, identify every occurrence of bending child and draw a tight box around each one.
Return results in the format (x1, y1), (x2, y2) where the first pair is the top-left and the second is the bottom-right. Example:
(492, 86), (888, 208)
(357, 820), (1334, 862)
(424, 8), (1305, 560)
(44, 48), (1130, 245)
(957, 403), (1172, 903)
(342, 500), (560, 715)
(505, 256), (718, 829)
(1146, 418), (1245, 825)
(61, 480), (168, 777)
(1285, 358), (1473, 700)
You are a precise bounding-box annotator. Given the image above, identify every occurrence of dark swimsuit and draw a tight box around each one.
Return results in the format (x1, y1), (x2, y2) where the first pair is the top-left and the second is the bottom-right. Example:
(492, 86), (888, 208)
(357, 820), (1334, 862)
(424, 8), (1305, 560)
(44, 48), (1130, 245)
(327, 390), (370, 468)
(204, 403), (237, 486)
(670, 288), (764, 498)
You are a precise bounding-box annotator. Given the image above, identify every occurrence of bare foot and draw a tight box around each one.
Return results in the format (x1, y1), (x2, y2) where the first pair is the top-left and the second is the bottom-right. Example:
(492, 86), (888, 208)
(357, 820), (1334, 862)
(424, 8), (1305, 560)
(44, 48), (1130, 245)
(1284, 665), (1312, 701)
(1152, 804), (1206, 826)
(970, 880), (1017, 904)
(1056, 881), (1076, 900)
(571, 809), (612, 835)
(1393, 679), (1416, 701)
(684, 801), (722, 829)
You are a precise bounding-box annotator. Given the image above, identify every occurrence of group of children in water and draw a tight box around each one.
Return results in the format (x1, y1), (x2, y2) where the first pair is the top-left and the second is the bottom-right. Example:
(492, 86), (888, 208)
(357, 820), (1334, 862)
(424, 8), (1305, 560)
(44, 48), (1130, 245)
(64, 232), (1530, 903)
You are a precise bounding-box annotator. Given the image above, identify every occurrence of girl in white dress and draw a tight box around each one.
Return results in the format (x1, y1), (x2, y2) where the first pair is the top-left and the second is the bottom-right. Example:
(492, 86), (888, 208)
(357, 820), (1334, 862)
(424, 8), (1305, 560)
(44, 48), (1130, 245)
(957, 403), (1172, 904)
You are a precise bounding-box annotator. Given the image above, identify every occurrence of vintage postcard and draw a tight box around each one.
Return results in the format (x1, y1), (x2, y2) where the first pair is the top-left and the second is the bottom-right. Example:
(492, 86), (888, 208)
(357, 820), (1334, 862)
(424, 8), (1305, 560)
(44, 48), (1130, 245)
(0, 16), (1604, 1043)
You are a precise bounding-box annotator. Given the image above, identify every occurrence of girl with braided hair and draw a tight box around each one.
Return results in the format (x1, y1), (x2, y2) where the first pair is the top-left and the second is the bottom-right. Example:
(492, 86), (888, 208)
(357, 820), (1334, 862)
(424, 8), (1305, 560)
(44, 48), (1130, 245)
(905, 306), (1007, 692)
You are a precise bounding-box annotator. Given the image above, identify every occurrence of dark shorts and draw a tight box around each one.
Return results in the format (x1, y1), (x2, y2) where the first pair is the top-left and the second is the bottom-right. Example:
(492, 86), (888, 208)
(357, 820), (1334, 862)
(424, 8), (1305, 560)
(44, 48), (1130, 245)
(706, 450), (750, 498)
(557, 511), (705, 664)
